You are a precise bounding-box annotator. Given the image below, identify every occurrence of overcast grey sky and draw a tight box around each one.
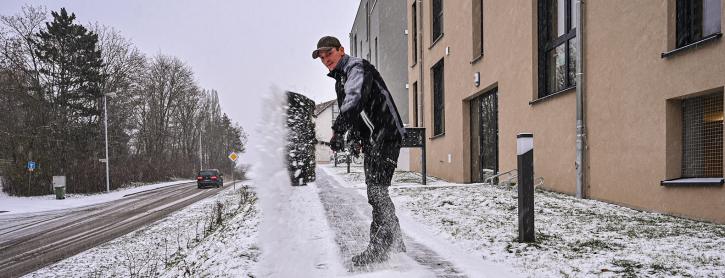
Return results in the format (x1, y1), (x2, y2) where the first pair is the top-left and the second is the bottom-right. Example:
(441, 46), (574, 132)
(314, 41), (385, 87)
(1, 0), (359, 162)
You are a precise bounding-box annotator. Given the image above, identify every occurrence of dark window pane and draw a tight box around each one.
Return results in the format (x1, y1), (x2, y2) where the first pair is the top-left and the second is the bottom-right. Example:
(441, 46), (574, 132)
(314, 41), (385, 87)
(433, 60), (445, 135)
(432, 0), (443, 40)
(472, 0), (483, 57)
(546, 44), (566, 93)
(676, 0), (718, 47)
(412, 3), (418, 62)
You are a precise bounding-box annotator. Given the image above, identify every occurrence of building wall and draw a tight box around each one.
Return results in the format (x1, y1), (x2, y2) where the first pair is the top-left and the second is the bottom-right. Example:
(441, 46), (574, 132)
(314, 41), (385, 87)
(407, 0), (725, 223)
(585, 0), (725, 222)
(351, 0), (409, 125)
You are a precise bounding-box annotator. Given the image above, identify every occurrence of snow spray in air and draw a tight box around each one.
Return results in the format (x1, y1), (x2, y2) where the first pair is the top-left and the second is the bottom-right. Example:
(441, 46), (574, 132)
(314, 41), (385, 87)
(250, 88), (343, 277)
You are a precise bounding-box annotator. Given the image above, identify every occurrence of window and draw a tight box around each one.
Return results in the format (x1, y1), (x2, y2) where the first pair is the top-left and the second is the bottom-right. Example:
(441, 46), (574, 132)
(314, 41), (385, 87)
(331, 103), (339, 126)
(432, 0), (443, 42)
(538, 0), (577, 98)
(676, 0), (722, 48)
(366, 2), (370, 41)
(412, 82), (419, 127)
(411, 2), (418, 64)
(353, 34), (358, 57)
(472, 0), (484, 59)
(682, 93), (723, 178)
(432, 59), (445, 136)
(374, 37), (378, 66)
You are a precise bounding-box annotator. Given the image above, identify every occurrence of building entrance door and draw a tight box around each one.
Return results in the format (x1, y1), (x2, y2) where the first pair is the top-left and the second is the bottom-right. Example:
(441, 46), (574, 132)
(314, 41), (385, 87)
(470, 88), (499, 183)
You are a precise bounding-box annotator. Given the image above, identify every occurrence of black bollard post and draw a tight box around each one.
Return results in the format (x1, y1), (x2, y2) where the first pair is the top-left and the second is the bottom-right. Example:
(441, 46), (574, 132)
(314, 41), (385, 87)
(346, 150), (351, 173)
(517, 133), (535, 243)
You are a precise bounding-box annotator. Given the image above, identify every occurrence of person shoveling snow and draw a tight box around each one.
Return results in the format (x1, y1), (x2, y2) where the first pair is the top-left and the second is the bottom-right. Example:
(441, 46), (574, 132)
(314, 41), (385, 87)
(312, 35), (407, 266)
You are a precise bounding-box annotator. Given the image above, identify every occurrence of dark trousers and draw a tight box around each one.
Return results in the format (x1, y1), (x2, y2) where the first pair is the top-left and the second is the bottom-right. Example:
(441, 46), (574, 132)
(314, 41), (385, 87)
(363, 141), (403, 252)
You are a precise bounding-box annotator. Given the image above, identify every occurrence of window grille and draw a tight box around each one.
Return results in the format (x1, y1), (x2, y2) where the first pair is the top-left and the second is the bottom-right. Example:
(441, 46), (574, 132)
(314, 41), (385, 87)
(432, 59), (445, 136)
(682, 93), (723, 177)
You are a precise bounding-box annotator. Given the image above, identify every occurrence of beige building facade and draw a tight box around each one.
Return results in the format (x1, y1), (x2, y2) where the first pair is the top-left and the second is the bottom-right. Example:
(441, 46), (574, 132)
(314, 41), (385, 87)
(407, 0), (725, 223)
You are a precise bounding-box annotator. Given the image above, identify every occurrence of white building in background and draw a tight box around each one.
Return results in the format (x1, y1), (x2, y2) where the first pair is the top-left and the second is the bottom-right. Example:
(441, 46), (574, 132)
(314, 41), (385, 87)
(314, 99), (337, 163)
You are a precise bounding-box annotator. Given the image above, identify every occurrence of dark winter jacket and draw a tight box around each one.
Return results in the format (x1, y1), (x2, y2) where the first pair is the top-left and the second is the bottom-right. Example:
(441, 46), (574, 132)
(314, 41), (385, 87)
(328, 54), (406, 146)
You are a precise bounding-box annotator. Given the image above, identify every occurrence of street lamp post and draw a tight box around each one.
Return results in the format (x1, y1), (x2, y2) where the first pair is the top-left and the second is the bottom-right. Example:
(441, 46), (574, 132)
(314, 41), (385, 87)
(103, 92), (117, 192)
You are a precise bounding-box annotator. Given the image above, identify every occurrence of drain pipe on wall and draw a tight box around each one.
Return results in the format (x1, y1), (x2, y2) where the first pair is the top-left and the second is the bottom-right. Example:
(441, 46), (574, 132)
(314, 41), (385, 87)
(575, 0), (587, 199)
(418, 0), (424, 128)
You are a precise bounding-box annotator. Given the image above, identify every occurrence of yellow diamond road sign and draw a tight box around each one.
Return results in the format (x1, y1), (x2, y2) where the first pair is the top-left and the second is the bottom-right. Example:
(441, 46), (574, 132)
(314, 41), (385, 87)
(228, 152), (238, 162)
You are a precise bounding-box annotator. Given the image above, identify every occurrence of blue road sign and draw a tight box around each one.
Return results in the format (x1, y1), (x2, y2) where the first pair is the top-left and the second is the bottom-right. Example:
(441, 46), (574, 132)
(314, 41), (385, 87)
(27, 161), (36, 170)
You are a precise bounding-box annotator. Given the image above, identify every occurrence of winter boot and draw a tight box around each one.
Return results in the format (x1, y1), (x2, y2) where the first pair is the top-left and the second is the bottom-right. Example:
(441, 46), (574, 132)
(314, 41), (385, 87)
(351, 246), (389, 266)
(389, 236), (406, 253)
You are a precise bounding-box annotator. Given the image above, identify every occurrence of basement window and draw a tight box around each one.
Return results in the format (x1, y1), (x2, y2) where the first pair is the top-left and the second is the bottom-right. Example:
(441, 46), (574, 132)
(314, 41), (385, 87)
(663, 92), (724, 186)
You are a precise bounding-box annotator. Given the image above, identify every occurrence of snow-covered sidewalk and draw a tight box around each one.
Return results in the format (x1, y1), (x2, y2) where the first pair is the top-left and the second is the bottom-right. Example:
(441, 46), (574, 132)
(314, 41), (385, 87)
(316, 167), (515, 277)
(0, 180), (191, 215)
(323, 165), (725, 277)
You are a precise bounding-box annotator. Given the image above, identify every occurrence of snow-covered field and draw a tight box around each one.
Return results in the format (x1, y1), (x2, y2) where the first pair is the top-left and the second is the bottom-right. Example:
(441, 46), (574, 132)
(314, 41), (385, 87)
(0, 180), (192, 215)
(26, 185), (259, 277)
(324, 165), (725, 278)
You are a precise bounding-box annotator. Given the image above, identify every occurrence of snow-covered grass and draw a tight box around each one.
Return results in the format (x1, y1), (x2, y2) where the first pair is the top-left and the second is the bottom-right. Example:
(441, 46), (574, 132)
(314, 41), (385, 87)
(0, 180), (192, 215)
(324, 165), (725, 278)
(26, 185), (260, 277)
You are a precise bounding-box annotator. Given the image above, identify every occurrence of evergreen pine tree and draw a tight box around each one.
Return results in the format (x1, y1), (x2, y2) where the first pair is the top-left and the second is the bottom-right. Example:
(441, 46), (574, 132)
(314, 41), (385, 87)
(34, 7), (104, 120)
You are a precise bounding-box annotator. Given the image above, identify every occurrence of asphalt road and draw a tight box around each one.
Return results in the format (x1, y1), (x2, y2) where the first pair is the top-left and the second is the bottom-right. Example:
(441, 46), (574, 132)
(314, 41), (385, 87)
(0, 181), (233, 278)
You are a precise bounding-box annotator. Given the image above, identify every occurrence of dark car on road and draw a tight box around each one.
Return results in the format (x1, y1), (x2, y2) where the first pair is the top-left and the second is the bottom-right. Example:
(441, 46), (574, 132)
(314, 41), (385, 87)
(196, 169), (224, 188)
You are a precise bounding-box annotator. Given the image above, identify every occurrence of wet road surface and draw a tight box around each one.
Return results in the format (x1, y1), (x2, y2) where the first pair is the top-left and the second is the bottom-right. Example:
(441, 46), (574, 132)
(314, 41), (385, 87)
(0, 181), (233, 278)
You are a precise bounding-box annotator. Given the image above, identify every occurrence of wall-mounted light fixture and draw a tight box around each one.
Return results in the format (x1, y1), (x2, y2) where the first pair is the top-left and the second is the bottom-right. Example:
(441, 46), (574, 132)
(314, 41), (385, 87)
(474, 72), (480, 87)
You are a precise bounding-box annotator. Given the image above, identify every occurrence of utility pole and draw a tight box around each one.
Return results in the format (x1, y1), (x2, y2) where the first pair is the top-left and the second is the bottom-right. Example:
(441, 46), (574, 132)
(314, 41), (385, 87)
(199, 131), (203, 171)
(103, 93), (116, 192)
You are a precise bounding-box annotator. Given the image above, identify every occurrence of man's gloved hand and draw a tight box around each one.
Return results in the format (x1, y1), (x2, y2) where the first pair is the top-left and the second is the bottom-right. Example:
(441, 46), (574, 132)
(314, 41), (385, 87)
(329, 133), (344, 152)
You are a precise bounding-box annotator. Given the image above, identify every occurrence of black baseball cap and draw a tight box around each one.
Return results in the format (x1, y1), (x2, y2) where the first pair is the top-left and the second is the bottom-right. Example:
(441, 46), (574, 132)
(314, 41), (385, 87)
(312, 36), (342, 59)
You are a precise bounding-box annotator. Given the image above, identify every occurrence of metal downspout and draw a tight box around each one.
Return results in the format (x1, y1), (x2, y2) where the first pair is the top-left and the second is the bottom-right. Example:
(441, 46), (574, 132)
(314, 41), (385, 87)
(418, 0), (424, 128)
(575, 0), (587, 198)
